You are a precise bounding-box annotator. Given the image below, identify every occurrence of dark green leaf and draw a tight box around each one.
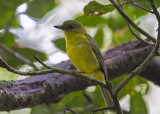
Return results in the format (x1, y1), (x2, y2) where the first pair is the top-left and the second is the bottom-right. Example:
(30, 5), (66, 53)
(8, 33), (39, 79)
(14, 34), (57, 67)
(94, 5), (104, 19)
(84, 1), (114, 16)
(53, 38), (66, 52)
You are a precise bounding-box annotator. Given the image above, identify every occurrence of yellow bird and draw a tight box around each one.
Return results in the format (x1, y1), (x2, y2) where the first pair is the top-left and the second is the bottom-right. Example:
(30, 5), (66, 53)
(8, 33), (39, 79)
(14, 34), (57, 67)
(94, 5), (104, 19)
(54, 20), (114, 107)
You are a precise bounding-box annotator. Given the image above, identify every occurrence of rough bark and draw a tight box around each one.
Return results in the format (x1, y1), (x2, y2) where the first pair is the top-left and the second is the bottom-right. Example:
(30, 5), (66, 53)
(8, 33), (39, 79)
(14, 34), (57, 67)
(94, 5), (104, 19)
(0, 40), (159, 111)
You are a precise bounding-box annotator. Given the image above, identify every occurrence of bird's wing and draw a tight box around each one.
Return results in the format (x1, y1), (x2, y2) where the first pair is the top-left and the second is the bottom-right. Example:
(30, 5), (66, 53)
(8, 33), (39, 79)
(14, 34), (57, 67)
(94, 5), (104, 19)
(84, 34), (108, 81)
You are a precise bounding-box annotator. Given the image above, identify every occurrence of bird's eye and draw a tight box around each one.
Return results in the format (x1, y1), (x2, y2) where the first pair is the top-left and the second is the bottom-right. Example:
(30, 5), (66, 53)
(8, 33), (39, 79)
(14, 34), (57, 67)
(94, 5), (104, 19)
(69, 24), (75, 29)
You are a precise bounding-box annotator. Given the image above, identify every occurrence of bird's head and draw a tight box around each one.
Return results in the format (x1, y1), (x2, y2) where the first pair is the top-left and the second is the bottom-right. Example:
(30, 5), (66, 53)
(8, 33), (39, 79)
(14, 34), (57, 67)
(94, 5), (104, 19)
(54, 20), (86, 34)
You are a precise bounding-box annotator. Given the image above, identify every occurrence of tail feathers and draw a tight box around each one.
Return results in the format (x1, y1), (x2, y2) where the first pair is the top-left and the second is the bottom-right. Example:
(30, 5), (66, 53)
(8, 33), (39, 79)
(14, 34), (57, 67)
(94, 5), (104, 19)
(100, 86), (114, 107)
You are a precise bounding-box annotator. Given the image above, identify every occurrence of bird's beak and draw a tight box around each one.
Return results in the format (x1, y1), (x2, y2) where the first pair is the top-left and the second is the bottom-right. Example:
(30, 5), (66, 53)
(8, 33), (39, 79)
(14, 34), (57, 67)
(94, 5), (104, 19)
(54, 25), (65, 30)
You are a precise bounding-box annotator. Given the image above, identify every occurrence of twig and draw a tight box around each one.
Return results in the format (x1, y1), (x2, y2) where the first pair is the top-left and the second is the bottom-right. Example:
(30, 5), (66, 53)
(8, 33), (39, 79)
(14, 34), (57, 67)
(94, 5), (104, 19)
(119, 0), (154, 46)
(129, 0), (153, 13)
(0, 57), (108, 89)
(127, 23), (154, 46)
(64, 107), (78, 114)
(109, 0), (156, 42)
(0, 43), (38, 70)
(33, 54), (52, 69)
(92, 106), (115, 114)
(148, 0), (160, 24)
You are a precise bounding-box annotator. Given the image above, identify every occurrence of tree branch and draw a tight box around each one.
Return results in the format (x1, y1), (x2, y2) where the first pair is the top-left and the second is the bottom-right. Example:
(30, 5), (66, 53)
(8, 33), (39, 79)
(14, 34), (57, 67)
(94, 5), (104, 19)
(0, 40), (156, 111)
(0, 43), (38, 70)
(127, 24), (154, 45)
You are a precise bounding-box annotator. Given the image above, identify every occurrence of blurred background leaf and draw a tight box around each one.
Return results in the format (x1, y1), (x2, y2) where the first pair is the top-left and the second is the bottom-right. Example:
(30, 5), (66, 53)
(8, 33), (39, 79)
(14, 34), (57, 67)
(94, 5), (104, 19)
(0, 0), (27, 28)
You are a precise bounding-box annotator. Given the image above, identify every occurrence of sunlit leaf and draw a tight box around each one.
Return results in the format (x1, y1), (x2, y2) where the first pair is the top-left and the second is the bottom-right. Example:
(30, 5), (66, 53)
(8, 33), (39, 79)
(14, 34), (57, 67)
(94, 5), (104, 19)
(130, 92), (148, 114)
(0, 108), (30, 114)
(0, 68), (19, 81)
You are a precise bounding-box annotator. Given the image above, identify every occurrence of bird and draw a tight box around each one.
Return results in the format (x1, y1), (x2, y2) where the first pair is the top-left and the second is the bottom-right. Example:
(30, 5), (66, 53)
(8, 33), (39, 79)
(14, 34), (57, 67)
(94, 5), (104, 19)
(54, 20), (114, 107)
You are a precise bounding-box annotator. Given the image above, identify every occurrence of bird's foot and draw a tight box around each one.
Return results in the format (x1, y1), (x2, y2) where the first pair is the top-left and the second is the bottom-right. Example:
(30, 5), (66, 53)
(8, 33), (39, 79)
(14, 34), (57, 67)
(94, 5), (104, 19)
(88, 72), (95, 84)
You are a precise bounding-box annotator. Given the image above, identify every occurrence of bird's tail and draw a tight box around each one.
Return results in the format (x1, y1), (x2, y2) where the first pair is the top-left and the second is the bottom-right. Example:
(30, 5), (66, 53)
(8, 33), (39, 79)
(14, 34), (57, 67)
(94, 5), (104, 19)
(100, 86), (114, 107)
(94, 71), (114, 107)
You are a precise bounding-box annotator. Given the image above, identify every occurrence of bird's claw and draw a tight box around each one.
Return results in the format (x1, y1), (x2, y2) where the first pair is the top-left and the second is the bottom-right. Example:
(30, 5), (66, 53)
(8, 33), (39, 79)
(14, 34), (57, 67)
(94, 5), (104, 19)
(88, 72), (95, 84)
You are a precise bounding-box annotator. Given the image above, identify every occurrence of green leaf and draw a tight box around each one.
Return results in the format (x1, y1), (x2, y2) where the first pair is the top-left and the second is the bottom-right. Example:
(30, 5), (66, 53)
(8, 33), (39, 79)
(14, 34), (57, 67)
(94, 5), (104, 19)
(26, 0), (56, 18)
(53, 38), (66, 52)
(130, 92), (148, 114)
(75, 15), (107, 27)
(84, 1), (115, 16)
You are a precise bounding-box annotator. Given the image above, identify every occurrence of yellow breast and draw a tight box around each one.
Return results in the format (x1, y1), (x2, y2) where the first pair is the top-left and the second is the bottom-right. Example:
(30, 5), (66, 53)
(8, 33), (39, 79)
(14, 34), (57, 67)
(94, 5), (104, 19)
(64, 32), (100, 76)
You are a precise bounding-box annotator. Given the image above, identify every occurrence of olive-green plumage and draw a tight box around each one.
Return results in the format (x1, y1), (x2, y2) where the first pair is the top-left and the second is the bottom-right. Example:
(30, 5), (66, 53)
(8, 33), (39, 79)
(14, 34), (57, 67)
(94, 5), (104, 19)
(54, 20), (114, 107)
